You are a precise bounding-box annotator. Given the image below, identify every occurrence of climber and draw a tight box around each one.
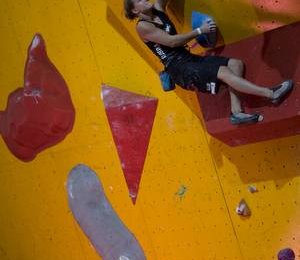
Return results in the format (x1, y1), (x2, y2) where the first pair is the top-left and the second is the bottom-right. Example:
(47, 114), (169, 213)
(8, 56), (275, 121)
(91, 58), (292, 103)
(123, 0), (294, 125)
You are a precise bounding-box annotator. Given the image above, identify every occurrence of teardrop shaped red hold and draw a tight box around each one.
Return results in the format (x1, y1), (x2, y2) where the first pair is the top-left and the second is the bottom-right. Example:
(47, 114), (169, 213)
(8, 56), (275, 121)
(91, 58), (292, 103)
(0, 34), (75, 161)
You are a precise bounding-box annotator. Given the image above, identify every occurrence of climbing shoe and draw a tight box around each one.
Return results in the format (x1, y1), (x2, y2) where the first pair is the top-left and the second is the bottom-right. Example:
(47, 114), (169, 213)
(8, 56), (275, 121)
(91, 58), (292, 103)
(271, 79), (293, 105)
(230, 112), (263, 125)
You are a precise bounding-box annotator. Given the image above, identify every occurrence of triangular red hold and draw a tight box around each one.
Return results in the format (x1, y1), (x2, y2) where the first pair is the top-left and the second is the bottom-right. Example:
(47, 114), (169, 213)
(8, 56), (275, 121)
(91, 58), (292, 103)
(102, 85), (158, 204)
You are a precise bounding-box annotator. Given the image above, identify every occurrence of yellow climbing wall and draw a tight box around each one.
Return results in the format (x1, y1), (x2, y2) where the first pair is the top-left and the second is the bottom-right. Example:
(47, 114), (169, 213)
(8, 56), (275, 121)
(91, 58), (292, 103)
(0, 0), (300, 259)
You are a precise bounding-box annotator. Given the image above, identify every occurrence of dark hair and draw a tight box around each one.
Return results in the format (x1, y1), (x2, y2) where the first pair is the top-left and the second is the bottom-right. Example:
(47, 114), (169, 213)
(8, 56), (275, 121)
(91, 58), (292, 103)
(124, 0), (137, 20)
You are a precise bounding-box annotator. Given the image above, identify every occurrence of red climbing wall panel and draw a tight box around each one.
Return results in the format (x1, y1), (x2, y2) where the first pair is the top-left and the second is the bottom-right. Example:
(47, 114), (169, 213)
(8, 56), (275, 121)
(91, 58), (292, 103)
(197, 21), (300, 146)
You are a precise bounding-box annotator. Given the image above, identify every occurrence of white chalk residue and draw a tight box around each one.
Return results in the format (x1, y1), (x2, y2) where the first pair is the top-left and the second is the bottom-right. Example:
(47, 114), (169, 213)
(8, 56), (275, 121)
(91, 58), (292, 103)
(121, 162), (125, 169)
(68, 183), (74, 199)
(135, 103), (142, 109)
(31, 36), (40, 49)
(101, 88), (110, 100)
(119, 256), (130, 260)
(23, 88), (42, 104)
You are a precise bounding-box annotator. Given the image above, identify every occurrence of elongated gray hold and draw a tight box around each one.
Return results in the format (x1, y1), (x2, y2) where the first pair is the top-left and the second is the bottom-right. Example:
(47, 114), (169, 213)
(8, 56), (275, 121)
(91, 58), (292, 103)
(67, 164), (146, 260)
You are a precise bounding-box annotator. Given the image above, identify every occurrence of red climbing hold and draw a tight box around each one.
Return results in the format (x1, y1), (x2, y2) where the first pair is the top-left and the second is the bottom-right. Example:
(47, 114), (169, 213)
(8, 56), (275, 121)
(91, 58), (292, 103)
(102, 85), (158, 204)
(197, 21), (300, 146)
(0, 34), (75, 161)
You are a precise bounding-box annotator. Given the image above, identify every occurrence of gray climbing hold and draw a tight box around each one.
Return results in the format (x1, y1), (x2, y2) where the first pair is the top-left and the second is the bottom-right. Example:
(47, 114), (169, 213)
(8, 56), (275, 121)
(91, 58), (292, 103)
(236, 199), (251, 216)
(67, 164), (146, 260)
(248, 185), (258, 193)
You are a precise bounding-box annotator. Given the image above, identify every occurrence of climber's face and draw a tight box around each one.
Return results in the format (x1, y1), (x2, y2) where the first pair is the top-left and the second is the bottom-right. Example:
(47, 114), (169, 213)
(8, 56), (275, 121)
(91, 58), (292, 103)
(132, 0), (153, 16)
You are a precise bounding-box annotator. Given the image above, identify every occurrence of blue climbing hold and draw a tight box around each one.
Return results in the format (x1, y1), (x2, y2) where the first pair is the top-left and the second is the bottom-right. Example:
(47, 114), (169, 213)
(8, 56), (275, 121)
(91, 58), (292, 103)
(159, 71), (175, 91)
(191, 11), (217, 48)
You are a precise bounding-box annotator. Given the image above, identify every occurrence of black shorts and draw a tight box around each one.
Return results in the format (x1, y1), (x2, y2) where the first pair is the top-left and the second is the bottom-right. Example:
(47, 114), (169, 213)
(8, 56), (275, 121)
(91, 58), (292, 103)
(166, 53), (229, 93)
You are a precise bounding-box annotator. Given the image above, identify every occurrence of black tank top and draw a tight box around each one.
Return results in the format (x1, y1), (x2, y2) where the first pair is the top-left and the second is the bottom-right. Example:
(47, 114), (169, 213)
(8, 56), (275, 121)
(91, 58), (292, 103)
(138, 8), (189, 67)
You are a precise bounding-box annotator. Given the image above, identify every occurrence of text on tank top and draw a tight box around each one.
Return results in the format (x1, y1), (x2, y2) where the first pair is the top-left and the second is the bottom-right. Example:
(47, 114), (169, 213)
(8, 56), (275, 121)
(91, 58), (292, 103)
(138, 8), (188, 66)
